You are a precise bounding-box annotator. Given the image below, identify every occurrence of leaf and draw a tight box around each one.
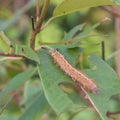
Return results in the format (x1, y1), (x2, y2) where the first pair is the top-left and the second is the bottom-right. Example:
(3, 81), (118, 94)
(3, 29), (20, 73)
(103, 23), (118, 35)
(64, 23), (100, 48)
(53, 0), (115, 18)
(0, 113), (19, 120)
(0, 31), (10, 52)
(23, 80), (41, 107)
(52, 23), (100, 48)
(75, 23), (100, 39)
(38, 48), (120, 119)
(15, 45), (40, 63)
(63, 23), (86, 40)
(72, 109), (98, 120)
(84, 54), (120, 120)
(0, 68), (36, 98)
(37, 49), (75, 114)
(19, 92), (48, 120)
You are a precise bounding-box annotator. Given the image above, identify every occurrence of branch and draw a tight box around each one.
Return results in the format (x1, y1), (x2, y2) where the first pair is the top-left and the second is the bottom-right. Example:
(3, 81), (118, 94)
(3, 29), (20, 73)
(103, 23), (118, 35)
(30, 0), (50, 49)
(40, 17), (53, 30)
(107, 110), (120, 120)
(101, 6), (120, 17)
(36, 0), (40, 21)
(0, 52), (24, 60)
(35, 0), (50, 31)
(0, 57), (23, 61)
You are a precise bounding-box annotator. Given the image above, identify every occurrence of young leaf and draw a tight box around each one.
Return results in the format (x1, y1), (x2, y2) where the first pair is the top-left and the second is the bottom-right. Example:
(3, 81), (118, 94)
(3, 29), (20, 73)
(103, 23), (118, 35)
(75, 23), (100, 39)
(65, 23), (100, 48)
(0, 68), (36, 98)
(53, 0), (115, 18)
(0, 31), (10, 52)
(52, 23), (100, 48)
(15, 45), (40, 63)
(63, 23), (86, 40)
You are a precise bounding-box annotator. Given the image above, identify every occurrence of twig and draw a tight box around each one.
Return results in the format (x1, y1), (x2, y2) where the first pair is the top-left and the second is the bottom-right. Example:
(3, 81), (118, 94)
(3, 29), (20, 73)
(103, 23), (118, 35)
(36, 0), (40, 22)
(107, 111), (120, 116)
(31, 16), (35, 31)
(30, 0), (50, 49)
(107, 49), (120, 60)
(35, 0), (50, 31)
(101, 41), (105, 60)
(74, 83), (100, 118)
(38, 40), (74, 45)
(0, 57), (23, 61)
(0, 52), (23, 57)
(107, 111), (120, 120)
(40, 17), (54, 30)
(101, 6), (120, 17)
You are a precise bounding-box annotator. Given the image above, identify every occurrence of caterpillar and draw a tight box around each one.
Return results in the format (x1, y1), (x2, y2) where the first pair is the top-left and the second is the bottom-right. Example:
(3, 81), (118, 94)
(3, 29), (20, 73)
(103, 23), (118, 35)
(48, 48), (99, 93)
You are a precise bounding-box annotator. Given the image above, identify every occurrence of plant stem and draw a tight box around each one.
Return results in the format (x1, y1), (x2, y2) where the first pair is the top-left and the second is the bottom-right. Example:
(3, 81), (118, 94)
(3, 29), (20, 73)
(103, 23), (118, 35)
(36, 0), (40, 21)
(101, 6), (120, 77)
(115, 8), (120, 78)
(0, 52), (23, 57)
(30, 0), (50, 49)
(101, 6), (120, 17)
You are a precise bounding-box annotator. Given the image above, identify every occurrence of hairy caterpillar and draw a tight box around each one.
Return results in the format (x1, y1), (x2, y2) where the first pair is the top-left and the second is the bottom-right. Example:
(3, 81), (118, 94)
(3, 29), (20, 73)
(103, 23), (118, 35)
(48, 49), (99, 93)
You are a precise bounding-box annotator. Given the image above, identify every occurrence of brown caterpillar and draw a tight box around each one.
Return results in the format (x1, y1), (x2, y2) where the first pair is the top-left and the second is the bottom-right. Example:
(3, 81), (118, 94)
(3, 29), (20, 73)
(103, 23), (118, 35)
(49, 49), (99, 93)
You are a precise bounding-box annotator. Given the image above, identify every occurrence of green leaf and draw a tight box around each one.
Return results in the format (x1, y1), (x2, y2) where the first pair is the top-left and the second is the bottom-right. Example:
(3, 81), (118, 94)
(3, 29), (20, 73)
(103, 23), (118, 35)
(0, 113), (19, 120)
(51, 23), (100, 49)
(72, 110), (98, 120)
(53, 0), (115, 18)
(76, 23), (100, 39)
(19, 92), (48, 120)
(63, 23), (86, 40)
(0, 33), (9, 52)
(67, 23), (100, 48)
(15, 45), (40, 63)
(23, 80), (41, 107)
(0, 68), (36, 98)
(37, 49), (75, 114)
(85, 54), (120, 120)
(38, 47), (120, 120)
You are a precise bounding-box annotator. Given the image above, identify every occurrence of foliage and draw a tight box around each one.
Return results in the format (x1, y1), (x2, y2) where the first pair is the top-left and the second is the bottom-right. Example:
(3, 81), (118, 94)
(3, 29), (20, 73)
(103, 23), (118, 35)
(53, 0), (114, 18)
(0, 0), (120, 120)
